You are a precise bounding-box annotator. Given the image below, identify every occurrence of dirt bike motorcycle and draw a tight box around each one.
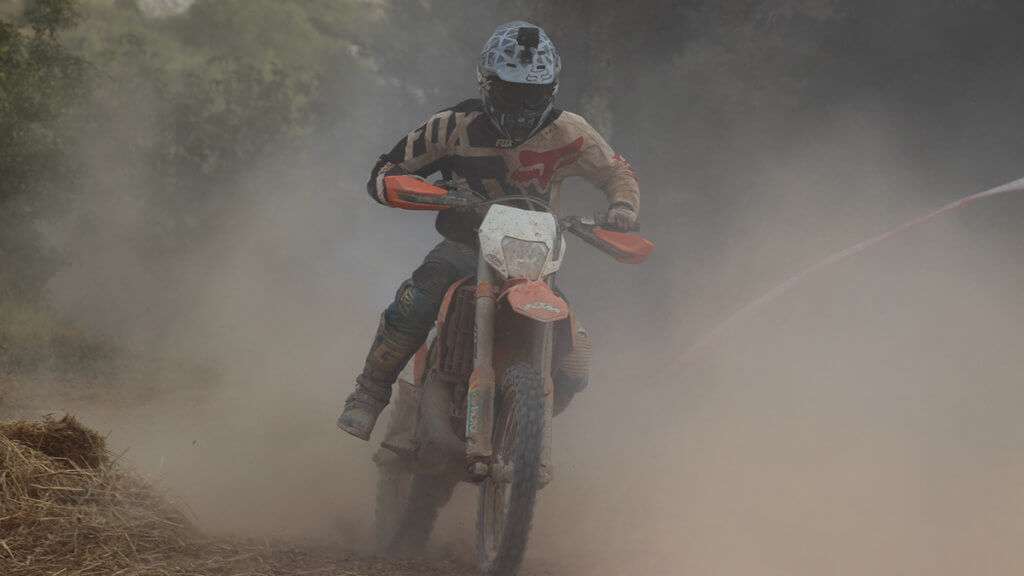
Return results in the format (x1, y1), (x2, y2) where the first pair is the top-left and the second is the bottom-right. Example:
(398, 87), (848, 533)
(371, 175), (653, 576)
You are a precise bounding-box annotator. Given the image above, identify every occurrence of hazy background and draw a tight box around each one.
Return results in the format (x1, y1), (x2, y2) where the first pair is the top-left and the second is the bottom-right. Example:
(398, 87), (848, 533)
(3, 1), (1024, 574)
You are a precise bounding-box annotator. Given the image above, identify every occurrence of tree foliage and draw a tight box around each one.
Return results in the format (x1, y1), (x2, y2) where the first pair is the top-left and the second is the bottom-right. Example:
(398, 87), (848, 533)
(0, 0), (376, 370)
(59, 0), (377, 249)
(0, 0), (88, 301)
(3, 0), (1024, 372)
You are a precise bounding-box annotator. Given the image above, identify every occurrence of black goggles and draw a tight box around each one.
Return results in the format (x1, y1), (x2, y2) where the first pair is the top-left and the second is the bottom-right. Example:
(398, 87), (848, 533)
(487, 78), (556, 112)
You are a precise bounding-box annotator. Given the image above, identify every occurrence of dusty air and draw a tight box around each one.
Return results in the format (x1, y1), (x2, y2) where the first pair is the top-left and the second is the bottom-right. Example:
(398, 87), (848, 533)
(2, 2), (1023, 576)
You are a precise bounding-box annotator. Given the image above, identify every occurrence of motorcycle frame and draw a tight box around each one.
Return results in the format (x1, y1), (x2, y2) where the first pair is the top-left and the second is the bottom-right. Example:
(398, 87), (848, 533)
(380, 175), (652, 482)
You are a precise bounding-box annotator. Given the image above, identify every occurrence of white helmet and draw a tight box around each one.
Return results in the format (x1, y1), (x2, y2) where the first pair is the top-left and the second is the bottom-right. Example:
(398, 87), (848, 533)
(478, 21), (561, 145)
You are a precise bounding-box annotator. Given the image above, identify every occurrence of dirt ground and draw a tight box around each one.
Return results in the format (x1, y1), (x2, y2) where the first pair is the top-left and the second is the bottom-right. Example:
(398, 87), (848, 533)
(4, 189), (1024, 576)
(0, 378), (567, 576)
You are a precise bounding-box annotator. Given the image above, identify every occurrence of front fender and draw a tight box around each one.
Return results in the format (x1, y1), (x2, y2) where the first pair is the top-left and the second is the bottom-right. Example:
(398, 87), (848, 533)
(501, 281), (570, 323)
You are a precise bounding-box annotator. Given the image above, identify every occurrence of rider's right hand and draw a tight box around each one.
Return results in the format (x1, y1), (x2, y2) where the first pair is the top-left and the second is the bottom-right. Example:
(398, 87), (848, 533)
(605, 202), (638, 231)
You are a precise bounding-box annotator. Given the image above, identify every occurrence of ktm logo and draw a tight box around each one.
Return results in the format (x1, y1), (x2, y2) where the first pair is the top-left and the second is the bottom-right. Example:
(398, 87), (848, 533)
(511, 137), (584, 188)
(520, 301), (563, 314)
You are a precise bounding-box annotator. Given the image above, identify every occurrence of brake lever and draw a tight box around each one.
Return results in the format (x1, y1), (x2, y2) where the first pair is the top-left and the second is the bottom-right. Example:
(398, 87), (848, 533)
(562, 216), (614, 254)
(396, 191), (475, 209)
(433, 180), (488, 201)
(575, 213), (640, 233)
(562, 215), (652, 263)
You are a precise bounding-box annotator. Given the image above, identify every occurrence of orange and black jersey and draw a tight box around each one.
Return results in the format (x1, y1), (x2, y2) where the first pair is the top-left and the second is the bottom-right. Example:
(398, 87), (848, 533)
(368, 99), (639, 242)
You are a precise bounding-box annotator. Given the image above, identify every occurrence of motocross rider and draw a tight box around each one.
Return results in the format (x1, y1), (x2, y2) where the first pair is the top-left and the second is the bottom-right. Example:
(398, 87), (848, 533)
(338, 21), (640, 441)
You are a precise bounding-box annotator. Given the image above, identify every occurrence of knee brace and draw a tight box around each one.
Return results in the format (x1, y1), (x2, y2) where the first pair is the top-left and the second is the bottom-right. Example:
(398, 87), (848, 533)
(387, 279), (445, 335)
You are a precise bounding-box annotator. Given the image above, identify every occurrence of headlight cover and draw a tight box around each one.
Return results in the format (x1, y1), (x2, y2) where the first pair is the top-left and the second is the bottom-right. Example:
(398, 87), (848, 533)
(501, 237), (549, 281)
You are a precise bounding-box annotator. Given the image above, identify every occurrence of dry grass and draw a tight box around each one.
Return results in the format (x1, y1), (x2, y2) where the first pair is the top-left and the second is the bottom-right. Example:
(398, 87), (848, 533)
(0, 415), (478, 576)
(0, 415), (109, 468)
(0, 416), (318, 575)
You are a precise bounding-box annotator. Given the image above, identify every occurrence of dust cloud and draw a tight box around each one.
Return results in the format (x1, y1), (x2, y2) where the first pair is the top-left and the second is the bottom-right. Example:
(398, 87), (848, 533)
(17, 48), (429, 540)
(528, 149), (1024, 574)
(7, 2), (1024, 575)
(35, 150), (388, 540)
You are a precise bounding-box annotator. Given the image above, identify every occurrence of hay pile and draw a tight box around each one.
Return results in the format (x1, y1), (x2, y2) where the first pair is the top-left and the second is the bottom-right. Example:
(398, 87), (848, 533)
(1, 415), (109, 468)
(0, 415), (315, 576)
(0, 415), (472, 576)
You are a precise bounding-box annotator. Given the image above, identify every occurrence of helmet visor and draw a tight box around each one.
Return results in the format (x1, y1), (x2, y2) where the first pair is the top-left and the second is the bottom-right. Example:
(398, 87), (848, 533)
(488, 78), (556, 113)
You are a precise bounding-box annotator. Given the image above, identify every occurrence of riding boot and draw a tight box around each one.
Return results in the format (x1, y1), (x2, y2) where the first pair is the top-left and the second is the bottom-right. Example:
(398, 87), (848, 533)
(338, 314), (424, 441)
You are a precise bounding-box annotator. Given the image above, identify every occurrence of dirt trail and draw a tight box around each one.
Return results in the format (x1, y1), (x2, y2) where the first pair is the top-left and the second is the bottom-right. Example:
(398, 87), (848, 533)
(0, 384), (565, 576)
(0, 405), (513, 576)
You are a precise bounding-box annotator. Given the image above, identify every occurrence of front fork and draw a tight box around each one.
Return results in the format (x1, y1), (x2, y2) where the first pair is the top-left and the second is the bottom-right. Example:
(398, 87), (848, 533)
(536, 312), (555, 486)
(466, 257), (497, 464)
(465, 256), (553, 483)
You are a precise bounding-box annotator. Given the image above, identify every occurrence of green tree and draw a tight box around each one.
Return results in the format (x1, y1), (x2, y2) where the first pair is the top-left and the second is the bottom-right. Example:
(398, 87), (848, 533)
(0, 0), (88, 301)
(62, 0), (379, 251)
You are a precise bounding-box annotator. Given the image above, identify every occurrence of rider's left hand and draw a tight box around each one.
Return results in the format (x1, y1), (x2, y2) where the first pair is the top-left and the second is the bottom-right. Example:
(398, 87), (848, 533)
(606, 202), (638, 231)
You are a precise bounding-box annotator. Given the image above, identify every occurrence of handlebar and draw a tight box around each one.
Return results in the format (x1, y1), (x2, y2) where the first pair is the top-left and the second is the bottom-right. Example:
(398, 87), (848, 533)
(386, 175), (653, 263)
(559, 215), (652, 264)
(430, 179), (638, 231)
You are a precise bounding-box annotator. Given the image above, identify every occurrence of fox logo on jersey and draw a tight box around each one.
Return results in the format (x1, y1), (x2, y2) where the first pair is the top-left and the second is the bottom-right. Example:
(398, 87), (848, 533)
(511, 137), (584, 188)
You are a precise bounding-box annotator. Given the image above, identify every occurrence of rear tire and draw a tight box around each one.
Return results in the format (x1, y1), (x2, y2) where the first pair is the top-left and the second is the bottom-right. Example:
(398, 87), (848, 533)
(375, 468), (455, 556)
(374, 467), (411, 552)
(476, 361), (546, 576)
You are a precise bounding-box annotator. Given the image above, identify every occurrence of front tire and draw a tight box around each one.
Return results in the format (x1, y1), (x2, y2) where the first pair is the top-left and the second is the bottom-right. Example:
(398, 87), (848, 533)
(476, 361), (546, 576)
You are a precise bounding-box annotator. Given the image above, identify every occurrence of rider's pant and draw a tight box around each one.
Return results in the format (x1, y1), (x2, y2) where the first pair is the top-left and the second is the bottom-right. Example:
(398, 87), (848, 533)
(358, 240), (477, 395)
